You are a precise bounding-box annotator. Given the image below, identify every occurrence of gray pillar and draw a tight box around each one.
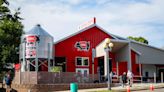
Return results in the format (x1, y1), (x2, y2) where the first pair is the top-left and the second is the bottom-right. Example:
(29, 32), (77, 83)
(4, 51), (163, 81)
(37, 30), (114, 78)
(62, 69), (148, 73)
(35, 42), (38, 72)
(154, 72), (156, 83)
(105, 49), (111, 90)
(161, 72), (163, 83)
(48, 43), (50, 72)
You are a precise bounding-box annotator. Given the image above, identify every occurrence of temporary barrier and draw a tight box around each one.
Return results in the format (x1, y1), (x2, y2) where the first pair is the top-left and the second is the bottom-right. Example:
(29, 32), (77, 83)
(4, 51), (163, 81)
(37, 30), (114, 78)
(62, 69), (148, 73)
(150, 84), (154, 91)
(126, 86), (130, 92)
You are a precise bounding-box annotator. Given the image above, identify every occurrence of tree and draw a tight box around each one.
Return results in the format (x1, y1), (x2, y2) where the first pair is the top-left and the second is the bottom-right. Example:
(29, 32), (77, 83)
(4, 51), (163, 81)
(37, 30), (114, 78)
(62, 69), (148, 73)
(0, 0), (24, 71)
(127, 36), (149, 44)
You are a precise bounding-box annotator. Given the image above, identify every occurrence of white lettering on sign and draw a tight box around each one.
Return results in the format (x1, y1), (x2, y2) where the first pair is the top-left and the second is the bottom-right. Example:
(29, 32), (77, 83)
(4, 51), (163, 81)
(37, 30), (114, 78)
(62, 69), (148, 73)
(75, 41), (90, 51)
(78, 17), (96, 30)
(25, 35), (39, 58)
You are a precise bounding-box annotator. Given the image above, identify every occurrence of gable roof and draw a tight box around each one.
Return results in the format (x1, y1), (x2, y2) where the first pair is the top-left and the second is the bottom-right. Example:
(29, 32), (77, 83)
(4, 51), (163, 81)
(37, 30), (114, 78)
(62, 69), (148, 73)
(54, 23), (164, 52)
(54, 24), (128, 44)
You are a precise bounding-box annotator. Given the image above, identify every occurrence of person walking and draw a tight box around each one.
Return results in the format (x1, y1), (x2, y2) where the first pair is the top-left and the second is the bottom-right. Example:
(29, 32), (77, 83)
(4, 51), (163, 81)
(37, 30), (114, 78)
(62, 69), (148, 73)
(122, 72), (127, 87)
(127, 70), (133, 87)
(5, 71), (12, 88)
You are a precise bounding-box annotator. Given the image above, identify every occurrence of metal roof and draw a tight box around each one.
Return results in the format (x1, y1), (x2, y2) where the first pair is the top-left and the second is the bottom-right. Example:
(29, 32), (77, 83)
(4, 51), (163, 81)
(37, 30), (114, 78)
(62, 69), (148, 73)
(26, 24), (53, 37)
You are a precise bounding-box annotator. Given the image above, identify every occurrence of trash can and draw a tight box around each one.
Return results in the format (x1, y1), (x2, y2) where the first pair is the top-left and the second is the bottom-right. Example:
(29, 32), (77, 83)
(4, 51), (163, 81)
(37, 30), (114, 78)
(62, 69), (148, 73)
(70, 83), (78, 92)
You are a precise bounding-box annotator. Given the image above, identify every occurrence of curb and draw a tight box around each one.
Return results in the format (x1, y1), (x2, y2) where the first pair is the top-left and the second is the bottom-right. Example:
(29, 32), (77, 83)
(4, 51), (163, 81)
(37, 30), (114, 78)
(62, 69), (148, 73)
(112, 84), (164, 92)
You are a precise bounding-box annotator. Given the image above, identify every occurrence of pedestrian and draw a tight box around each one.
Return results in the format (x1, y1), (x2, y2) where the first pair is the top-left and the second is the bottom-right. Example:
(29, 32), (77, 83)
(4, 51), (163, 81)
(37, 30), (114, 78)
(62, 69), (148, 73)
(122, 72), (127, 87)
(127, 70), (133, 87)
(5, 70), (12, 88)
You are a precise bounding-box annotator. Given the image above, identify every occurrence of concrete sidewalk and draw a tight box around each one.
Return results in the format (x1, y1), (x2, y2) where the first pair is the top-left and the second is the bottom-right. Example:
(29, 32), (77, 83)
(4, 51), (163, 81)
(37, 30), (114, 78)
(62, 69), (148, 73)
(56, 83), (164, 92)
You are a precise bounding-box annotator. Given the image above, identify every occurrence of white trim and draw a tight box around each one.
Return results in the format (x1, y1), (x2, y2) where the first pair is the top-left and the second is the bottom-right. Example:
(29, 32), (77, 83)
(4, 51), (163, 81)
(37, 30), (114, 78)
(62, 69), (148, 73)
(54, 24), (120, 45)
(75, 57), (89, 67)
(54, 24), (96, 44)
(53, 22), (164, 53)
(111, 39), (130, 43)
(94, 24), (119, 40)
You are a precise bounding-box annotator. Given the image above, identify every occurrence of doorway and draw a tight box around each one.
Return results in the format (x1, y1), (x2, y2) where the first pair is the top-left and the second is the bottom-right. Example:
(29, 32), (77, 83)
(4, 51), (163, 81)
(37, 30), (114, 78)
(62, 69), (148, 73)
(158, 69), (164, 82)
(55, 57), (66, 72)
(98, 57), (104, 81)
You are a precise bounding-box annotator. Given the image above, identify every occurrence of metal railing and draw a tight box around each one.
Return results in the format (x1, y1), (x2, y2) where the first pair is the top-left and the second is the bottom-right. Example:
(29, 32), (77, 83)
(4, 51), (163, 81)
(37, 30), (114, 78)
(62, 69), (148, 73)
(12, 72), (98, 84)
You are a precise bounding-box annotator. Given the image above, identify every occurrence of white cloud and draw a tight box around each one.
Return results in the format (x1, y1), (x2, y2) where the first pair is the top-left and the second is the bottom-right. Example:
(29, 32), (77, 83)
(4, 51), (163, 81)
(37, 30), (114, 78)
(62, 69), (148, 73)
(8, 0), (164, 47)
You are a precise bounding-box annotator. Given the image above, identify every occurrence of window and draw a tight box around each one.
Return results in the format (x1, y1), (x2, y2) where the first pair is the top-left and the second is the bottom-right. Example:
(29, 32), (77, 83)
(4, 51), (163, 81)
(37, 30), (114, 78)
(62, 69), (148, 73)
(76, 58), (82, 66)
(76, 57), (89, 66)
(76, 68), (89, 77)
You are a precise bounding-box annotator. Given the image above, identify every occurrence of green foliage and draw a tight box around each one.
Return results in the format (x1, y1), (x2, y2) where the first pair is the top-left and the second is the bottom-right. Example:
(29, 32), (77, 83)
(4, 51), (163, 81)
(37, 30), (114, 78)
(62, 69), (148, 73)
(51, 66), (62, 72)
(0, 0), (24, 71)
(127, 36), (149, 44)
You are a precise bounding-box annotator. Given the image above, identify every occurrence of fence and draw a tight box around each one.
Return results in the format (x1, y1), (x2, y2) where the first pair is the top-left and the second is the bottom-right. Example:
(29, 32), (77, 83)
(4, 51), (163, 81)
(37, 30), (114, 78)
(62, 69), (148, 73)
(12, 72), (98, 84)
(111, 75), (143, 83)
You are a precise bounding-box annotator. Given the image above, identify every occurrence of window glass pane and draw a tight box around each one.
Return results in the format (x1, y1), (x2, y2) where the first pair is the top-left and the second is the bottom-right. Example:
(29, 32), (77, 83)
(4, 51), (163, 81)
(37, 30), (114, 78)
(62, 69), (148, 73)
(83, 58), (89, 66)
(84, 70), (88, 77)
(77, 58), (82, 65)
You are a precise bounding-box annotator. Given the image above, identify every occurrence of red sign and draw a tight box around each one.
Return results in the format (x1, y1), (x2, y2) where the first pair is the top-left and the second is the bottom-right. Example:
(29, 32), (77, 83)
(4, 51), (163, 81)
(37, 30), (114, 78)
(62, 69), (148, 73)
(26, 36), (37, 42)
(75, 41), (90, 51)
(25, 35), (39, 58)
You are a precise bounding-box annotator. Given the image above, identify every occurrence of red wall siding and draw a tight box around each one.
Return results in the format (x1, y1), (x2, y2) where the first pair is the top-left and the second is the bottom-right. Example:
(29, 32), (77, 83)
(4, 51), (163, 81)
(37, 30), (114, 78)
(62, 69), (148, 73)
(131, 50), (140, 75)
(118, 62), (127, 76)
(110, 53), (117, 74)
(55, 26), (114, 74)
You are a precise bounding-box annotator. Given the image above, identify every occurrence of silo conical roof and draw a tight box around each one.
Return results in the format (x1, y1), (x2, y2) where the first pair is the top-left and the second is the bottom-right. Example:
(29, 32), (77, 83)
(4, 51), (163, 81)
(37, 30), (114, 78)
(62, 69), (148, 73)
(26, 24), (52, 37)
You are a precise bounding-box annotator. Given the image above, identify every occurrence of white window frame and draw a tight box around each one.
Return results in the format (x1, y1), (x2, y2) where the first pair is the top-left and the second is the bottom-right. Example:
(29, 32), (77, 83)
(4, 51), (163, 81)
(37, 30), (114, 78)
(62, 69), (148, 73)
(76, 68), (89, 76)
(76, 57), (89, 66)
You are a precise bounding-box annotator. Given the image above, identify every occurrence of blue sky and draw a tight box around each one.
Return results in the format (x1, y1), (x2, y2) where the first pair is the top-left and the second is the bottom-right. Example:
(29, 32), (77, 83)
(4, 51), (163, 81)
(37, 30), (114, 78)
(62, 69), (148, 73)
(9, 0), (164, 48)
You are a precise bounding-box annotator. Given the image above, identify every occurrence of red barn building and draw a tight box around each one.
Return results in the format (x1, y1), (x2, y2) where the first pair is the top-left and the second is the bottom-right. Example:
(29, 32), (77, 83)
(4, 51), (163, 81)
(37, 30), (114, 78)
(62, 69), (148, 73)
(54, 18), (164, 82)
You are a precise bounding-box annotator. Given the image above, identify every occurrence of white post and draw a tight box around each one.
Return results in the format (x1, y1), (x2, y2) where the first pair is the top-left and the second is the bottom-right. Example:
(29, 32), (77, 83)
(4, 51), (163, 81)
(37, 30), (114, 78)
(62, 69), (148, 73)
(161, 72), (163, 83)
(21, 42), (26, 72)
(154, 72), (156, 83)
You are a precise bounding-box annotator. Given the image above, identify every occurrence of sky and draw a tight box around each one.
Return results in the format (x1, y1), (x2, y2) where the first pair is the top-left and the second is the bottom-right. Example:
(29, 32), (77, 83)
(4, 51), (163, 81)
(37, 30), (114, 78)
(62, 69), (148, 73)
(9, 0), (164, 48)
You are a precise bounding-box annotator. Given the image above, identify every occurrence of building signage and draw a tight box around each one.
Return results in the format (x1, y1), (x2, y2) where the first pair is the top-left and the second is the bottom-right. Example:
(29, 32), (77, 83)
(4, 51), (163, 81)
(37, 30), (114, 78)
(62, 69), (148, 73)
(78, 17), (96, 30)
(25, 35), (39, 58)
(75, 41), (90, 51)
(26, 35), (38, 42)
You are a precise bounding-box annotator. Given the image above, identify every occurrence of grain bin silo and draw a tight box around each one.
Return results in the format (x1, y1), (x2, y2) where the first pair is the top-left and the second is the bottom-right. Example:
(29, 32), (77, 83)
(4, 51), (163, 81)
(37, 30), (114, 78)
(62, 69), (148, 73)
(20, 24), (54, 72)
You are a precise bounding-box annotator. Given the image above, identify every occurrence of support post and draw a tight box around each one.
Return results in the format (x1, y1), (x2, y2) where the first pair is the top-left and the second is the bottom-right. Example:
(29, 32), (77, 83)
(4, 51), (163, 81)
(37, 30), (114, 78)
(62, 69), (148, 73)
(154, 72), (156, 83)
(35, 42), (38, 72)
(116, 61), (119, 77)
(161, 72), (163, 83)
(48, 43), (50, 72)
(105, 49), (111, 90)
(92, 48), (95, 81)
(139, 63), (142, 83)
(21, 42), (26, 72)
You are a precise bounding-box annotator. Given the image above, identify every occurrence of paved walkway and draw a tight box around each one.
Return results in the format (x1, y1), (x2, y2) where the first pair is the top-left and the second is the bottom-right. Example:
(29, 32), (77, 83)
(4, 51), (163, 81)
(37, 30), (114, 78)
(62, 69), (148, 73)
(56, 83), (164, 92)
